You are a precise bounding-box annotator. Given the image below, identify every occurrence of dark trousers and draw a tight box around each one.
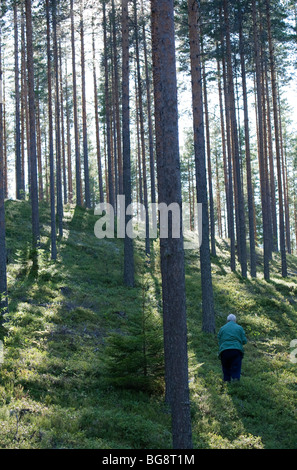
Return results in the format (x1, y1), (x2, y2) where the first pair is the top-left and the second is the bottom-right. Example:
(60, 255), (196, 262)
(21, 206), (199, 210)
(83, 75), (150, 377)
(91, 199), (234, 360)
(220, 349), (243, 382)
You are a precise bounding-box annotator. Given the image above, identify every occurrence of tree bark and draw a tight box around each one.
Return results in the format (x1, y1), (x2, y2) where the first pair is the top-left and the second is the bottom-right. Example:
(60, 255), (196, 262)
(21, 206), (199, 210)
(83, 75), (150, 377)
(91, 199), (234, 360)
(92, 17), (104, 204)
(188, 0), (215, 334)
(134, 0), (150, 255)
(252, 0), (270, 280)
(223, 0), (247, 278)
(14, 1), (23, 200)
(25, 0), (40, 255)
(52, 0), (63, 238)
(0, 22), (8, 315)
(80, 3), (91, 208)
(70, 0), (82, 207)
(103, 1), (114, 209)
(122, 0), (134, 287)
(151, 0), (192, 449)
(239, 5), (256, 277)
(46, 0), (57, 260)
(265, 0), (287, 277)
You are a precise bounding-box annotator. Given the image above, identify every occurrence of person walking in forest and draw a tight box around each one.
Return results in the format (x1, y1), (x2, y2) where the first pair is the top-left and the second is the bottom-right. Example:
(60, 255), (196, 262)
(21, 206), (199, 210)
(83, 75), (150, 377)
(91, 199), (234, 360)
(218, 314), (247, 382)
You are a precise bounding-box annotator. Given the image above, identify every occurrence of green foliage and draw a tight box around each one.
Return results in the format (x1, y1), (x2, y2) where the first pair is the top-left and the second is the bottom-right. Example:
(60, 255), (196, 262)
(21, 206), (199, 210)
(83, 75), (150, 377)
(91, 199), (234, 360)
(1, 201), (297, 449)
(102, 270), (164, 393)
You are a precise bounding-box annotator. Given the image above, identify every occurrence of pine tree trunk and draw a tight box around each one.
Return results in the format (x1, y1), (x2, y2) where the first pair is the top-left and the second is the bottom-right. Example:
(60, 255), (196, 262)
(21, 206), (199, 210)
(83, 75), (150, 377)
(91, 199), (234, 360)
(70, 0), (82, 207)
(112, 0), (123, 196)
(216, 56), (230, 240)
(122, 0), (134, 287)
(14, 1), (23, 200)
(142, 15), (157, 232)
(201, 50), (216, 256)
(265, 0), (287, 276)
(264, 61), (278, 252)
(239, 7), (256, 277)
(80, 4), (91, 208)
(0, 24), (7, 315)
(92, 18), (104, 204)
(134, 0), (150, 255)
(252, 0), (270, 280)
(219, 18), (236, 272)
(25, 0), (40, 255)
(188, 0), (215, 334)
(223, 0), (247, 278)
(36, 84), (44, 201)
(64, 59), (73, 204)
(103, 1), (114, 209)
(152, 0), (192, 449)
(46, 0), (57, 260)
(59, 40), (67, 205)
(52, 0), (63, 238)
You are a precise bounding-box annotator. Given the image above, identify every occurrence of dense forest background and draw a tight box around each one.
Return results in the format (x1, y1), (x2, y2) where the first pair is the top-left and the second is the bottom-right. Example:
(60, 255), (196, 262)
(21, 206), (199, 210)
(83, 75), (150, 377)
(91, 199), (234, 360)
(0, 0), (297, 450)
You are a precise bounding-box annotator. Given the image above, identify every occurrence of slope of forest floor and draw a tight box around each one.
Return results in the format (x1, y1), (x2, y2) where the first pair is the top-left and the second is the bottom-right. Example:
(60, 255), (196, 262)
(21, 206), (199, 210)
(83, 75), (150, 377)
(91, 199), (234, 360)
(0, 200), (297, 449)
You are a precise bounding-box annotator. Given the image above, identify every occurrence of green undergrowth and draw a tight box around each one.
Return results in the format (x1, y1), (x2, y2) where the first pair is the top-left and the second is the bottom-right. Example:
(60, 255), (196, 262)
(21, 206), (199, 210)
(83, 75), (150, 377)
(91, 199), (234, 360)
(0, 200), (297, 449)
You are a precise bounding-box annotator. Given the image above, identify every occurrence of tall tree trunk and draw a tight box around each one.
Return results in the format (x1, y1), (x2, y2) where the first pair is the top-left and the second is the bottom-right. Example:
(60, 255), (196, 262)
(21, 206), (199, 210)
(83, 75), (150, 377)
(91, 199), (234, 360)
(25, 0), (40, 257)
(142, 10), (157, 233)
(239, 5), (256, 277)
(59, 40), (67, 205)
(92, 17), (104, 204)
(0, 21), (8, 315)
(223, 0), (247, 278)
(122, 0), (134, 286)
(14, 1), (23, 200)
(103, 1), (114, 209)
(46, 0), (57, 260)
(252, 0), (270, 280)
(64, 58), (73, 204)
(278, 89), (291, 254)
(112, 0), (123, 196)
(265, 0), (287, 277)
(36, 82), (44, 201)
(219, 19), (236, 272)
(52, 0), (63, 238)
(151, 0), (192, 449)
(188, 0), (215, 334)
(20, 5), (26, 195)
(80, 3), (91, 208)
(216, 55), (230, 240)
(134, 0), (150, 255)
(70, 0), (82, 207)
(201, 49), (216, 256)
(264, 60), (278, 252)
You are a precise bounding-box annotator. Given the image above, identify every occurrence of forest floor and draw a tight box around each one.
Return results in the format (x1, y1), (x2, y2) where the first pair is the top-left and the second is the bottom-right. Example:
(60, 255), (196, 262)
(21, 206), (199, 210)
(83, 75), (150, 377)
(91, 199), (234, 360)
(0, 200), (297, 449)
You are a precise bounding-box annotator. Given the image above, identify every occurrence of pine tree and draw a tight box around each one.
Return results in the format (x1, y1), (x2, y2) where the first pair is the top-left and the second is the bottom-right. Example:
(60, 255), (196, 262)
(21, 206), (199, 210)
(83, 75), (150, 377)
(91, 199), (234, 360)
(151, 0), (192, 450)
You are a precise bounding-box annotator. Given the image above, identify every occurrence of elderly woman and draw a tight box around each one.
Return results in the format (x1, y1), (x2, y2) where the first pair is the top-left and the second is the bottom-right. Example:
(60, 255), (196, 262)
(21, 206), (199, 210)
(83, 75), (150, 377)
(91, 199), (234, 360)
(218, 314), (247, 382)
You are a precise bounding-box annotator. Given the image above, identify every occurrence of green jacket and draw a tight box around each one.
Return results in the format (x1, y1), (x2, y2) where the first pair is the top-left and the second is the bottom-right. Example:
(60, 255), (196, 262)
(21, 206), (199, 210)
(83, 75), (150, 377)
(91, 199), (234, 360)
(218, 321), (247, 356)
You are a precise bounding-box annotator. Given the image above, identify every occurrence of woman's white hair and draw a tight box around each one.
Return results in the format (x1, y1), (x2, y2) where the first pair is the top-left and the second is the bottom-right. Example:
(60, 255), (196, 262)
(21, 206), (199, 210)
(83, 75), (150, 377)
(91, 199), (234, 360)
(227, 314), (236, 322)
